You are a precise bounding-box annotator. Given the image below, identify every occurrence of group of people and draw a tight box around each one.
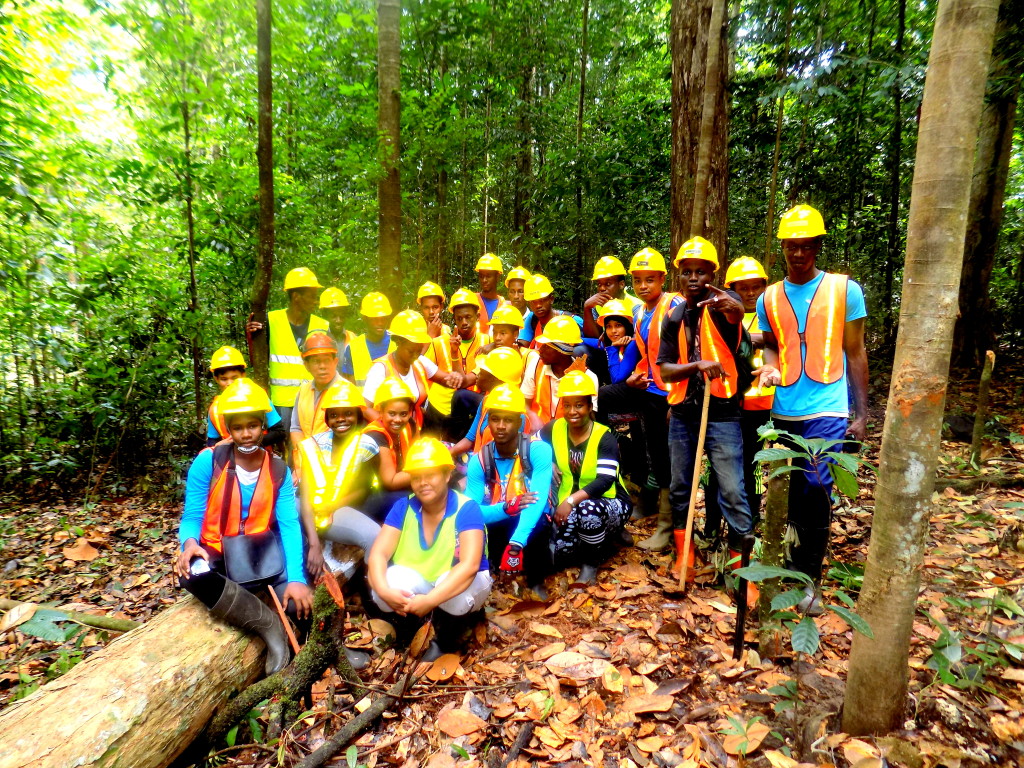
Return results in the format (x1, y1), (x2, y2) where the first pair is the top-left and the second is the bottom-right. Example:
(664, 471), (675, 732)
(174, 203), (868, 669)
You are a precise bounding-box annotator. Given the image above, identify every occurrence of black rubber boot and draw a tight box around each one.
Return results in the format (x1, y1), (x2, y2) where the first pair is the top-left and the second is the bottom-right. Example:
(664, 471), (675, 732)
(210, 579), (291, 675)
(344, 647), (371, 670)
(577, 564), (598, 584)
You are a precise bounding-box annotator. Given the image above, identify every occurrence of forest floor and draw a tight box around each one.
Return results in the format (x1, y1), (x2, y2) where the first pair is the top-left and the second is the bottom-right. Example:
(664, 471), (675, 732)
(2, 361), (1024, 767)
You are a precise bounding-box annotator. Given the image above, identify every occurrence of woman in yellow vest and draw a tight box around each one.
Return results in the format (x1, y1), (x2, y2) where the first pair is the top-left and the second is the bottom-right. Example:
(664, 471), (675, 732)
(174, 378), (311, 675)
(357, 377), (417, 521)
(366, 438), (491, 660)
(539, 372), (631, 585)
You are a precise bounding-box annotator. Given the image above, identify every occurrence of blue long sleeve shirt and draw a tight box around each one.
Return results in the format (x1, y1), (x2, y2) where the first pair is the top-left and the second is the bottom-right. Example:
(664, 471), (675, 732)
(465, 439), (553, 547)
(582, 338), (641, 384)
(180, 450), (306, 584)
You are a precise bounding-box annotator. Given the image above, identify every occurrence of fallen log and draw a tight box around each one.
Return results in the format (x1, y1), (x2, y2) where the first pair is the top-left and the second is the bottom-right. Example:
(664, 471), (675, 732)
(0, 596), (264, 768)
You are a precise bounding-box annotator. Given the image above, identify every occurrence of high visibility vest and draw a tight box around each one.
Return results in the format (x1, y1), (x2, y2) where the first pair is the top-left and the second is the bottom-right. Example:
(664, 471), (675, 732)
(350, 333), (396, 387)
(633, 292), (679, 391)
(425, 334), (457, 416)
(532, 369), (563, 424)
(392, 491), (475, 582)
(742, 313), (774, 411)
(665, 306), (740, 405)
(294, 376), (340, 439)
(268, 309), (329, 407)
(457, 333), (490, 392)
(300, 430), (364, 529)
(477, 294), (505, 334)
(763, 273), (848, 386)
(332, 329), (357, 370)
(208, 397), (228, 439)
(200, 443), (286, 552)
(475, 435), (535, 504)
(527, 310), (575, 350)
(551, 420), (617, 502)
(363, 419), (415, 479)
(372, 354), (430, 427)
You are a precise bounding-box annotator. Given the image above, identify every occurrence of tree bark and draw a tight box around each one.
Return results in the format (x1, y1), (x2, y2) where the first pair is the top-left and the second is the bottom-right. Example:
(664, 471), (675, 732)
(843, 0), (1000, 735)
(884, 0), (907, 334)
(757, 458), (789, 660)
(688, 0), (727, 241)
(970, 350), (996, 464)
(950, 0), (1022, 368)
(670, 0), (729, 261)
(573, 0), (590, 308)
(0, 598), (264, 768)
(377, 0), (403, 306)
(179, 88), (201, 422)
(250, 0), (275, 390)
(763, 0), (794, 274)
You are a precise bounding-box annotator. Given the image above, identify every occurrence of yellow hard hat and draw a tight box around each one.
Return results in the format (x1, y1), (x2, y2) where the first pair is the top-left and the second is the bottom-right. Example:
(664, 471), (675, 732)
(596, 300), (634, 327)
(389, 310), (432, 345)
(360, 291), (393, 318)
(505, 266), (531, 286)
(404, 437), (455, 473)
(319, 287), (350, 309)
(209, 345), (246, 372)
(483, 383), (527, 415)
(724, 256), (769, 287)
(592, 255), (627, 280)
(283, 267), (323, 291)
(373, 376), (415, 408)
(536, 315), (582, 348)
(302, 331), (337, 358)
(475, 253), (504, 273)
(449, 287), (481, 310)
(556, 370), (597, 399)
(489, 304), (525, 329)
(524, 274), (554, 302)
(674, 236), (719, 272)
(628, 248), (667, 274)
(220, 378), (272, 416)
(478, 346), (525, 384)
(322, 380), (365, 412)
(777, 205), (826, 240)
(416, 281), (446, 304)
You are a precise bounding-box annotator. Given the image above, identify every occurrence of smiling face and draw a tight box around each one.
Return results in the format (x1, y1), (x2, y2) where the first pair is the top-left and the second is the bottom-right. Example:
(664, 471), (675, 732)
(410, 467), (451, 508)
(731, 278), (768, 312)
(488, 410), (521, 447)
(452, 306), (479, 338)
(419, 296), (444, 324)
(364, 314), (391, 342)
(477, 270), (499, 294)
(631, 271), (665, 305)
(604, 318), (628, 343)
(326, 407), (361, 437)
(304, 352), (338, 386)
(323, 307), (349, 336)
(676, 258), (715, 303)
(380, 398), (413, 436)
(227, 413), (264, 450)
(561, 395), (592, 428)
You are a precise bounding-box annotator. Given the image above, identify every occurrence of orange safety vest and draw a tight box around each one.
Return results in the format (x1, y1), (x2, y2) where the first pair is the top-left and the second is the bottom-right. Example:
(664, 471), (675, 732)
(200, 444), (286, 552)
(363, 419), (415, 472)
(763, 273), (848, 387)
(532, 370), (564, 424)
(633, 292), (679, 391)
(208, 399), (228, 439)
(742, 314), (774, 411)
(375, 354), (430, 427)
(457, 332), (491, 392)
(295, 377), (338, 439)
(477, 294), (505, 334)
(666, 306), (740, 405)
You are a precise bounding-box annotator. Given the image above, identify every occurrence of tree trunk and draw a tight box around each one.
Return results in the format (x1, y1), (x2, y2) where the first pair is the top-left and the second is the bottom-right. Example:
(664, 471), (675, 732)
(180, 94), (202, 422)
(250, 0), (275, 390)
(950, 0), (1022, 368)
(0, 598), (264, 768)
(377, 0), (403, 306)
(670, 0), (729, 261)
(688, 0), (727, 241)
(843, 0), (999, 735)
(763, 0), (794, 274)
(884, 0), (907, 335)
(513, 66), (534, 252)
(574, 0), (590, 308)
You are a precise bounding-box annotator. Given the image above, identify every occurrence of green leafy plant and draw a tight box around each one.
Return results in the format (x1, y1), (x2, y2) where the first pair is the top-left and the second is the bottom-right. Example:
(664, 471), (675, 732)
(754, 424), (875, 500)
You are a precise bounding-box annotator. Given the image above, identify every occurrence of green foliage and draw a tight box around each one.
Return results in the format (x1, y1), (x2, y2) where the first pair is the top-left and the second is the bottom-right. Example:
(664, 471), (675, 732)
(755, 421), (875, 500)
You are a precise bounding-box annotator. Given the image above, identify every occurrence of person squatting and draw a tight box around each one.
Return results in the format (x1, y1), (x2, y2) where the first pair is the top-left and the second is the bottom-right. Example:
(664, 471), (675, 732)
(178, 205), (868, 667)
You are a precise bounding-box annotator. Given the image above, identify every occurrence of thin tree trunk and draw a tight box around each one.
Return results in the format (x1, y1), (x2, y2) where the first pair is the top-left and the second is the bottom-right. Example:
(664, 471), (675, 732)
(763, 0), (794, 273)
(884, 0), (907, 334)
(574, 0), (590, 307)
(180, 92), (202, 421)
(251, 0), (275, 390)
(377, 0), (402, 305)
(513, 66), (534, 251)
(843, 0), (1000, 735)
(689, 0), (727, 240)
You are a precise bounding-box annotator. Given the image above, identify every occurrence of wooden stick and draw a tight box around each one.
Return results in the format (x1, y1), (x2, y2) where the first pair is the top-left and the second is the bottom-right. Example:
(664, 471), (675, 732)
(267, 588), (301, 655)
(969, 349), (996, 466)
(679, 382), (713, 592)
(0, 599), (140, 633)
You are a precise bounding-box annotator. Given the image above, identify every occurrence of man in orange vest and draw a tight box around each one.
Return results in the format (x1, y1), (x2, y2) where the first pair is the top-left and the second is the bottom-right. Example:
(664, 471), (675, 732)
(474, 253), (506, 332)
(756, 205), (868, 615)
(290, 332), (342, 464)
(657, 238), (754, 594)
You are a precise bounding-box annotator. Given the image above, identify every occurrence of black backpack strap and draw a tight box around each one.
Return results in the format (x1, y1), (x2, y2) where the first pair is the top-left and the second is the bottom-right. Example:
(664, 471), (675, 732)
(519, 434), (534, 477)
(478, 442), (496, 498)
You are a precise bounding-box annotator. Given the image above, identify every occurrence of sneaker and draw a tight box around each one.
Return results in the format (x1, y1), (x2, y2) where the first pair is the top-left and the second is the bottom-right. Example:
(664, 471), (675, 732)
(797, 584), (823, 616)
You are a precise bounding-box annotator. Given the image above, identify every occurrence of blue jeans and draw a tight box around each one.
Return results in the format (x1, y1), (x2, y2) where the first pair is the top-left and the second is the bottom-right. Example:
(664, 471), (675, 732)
(668, 414), (752, 547)
(775, 416), (849, 580)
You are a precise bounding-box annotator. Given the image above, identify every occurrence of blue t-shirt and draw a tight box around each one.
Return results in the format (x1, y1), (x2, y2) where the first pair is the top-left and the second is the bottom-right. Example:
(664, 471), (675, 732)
(206, 405), (282, 440)
(340, 332), (393, 377)
(480, 295), (500, 323)
(383, 491), (489, 572)
(518, 311), (584, 343)
(465, 439), (553, 547)
(756, 272), (867, 419)
(179, 449), (306, 584)
(632, 294), (683, 396)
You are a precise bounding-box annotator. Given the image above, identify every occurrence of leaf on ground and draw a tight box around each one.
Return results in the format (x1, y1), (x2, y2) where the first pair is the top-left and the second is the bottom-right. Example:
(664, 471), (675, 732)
(427, 653), (461, 682)
(842, 738), (880, 765)
(534, 641), (566, 661)
(636, 736), (664, 752)
(529, 622), (563, 638)
(0, 602), (37, 632)
(723, 721), (770, 755)
(62, 538), (99, 562)
(436, 708), (486, 737)
(763, 749), (799, 768)
(410, 621), (434, 658)
(622, 694), (673, 714)
(544, 651), (611, 682)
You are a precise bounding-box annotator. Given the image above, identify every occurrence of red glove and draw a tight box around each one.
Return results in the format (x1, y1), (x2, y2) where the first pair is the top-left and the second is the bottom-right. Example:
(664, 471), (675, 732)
(503, 495), (527, 517)
(500, 544), (524, 573)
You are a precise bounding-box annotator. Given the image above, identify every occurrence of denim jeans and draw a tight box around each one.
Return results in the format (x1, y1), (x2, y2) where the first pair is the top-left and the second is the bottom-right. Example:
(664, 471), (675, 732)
(668, 414), (752, 547)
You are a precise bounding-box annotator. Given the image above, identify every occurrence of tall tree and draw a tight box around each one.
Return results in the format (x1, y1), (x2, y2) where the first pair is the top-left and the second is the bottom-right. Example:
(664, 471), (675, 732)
(843, 0), (1000, 735)
(250, 0), (274, 389)
(688, 0), (727, 241)
(378, 0), (402, 305)
(950, 0), (1023, 368)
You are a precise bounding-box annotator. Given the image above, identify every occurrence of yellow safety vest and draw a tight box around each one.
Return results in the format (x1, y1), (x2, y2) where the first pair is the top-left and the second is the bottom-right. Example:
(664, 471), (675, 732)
(742, 313), (774, 411)
(268, 309), (328, 407)
(551, 420), (617, 502)
(299, 431), (365, 529)
(391, 491), (476, 582)
(350, 334), (396, 387)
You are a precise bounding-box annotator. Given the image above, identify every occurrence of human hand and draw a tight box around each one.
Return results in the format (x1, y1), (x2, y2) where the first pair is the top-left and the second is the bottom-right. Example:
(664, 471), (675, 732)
(444, 371), (464, 389)
(554, 500), (573, 526)
(174, 539), (208, 580)
(611, 335), (632, 348)
(379, 587), (412, 616)
(245, 313), (264, 334)
(566, 356), (588, 374)
(697, 285), (742, 314)
(627, 371), (651, 389)
(405, 594), (435, 617)
(696, 359), (725, 380)
(282, 582), (314, 620)
(306, 538), (325, 581)
(500, 543), (524, 573)
(426, 316), (444, 338)
(846, 417), (867, 443)
(584, 293), (611, 310)
(504, 492), (538, 516)
(755, 365), (781, 388)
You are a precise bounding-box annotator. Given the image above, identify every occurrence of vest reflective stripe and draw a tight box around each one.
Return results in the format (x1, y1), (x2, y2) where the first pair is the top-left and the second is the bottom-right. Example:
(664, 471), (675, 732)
(742, 313), (775, 411)
(350, 335), (396, 386)
(477, 445), (526, 504)
(200, 445), (280, 552)
(532, 370), (563, 424)
(295, 378), (338, 439)
(267, 309), (328, 407)
(392, 492), (473, 582)
(665, 307), (739, 405)
(376, 355), (429, 427)
(633, 292), (678, 391)
(476, 294), (505, 334)
(457, 333), (490, 392)
(763, 273), (848, 387)
(300, 432), (364, 529)
(426, 335), (456, 416)
(551, 420), (616, 501)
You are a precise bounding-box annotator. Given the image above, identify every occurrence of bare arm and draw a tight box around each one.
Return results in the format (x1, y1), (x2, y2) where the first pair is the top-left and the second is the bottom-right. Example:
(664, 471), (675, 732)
(377, 448), (411, 491)
(366, 525), (408, 614)
(405, 529), (484, 616)
(843, 317), (869, 441)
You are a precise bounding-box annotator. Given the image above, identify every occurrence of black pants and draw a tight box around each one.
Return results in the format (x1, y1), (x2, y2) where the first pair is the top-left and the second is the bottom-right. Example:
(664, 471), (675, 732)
(597, 382), (649, 488)
(446, 389), (484, 443)
(705, 408), (772, 540)
(487, 514), (553, 587)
